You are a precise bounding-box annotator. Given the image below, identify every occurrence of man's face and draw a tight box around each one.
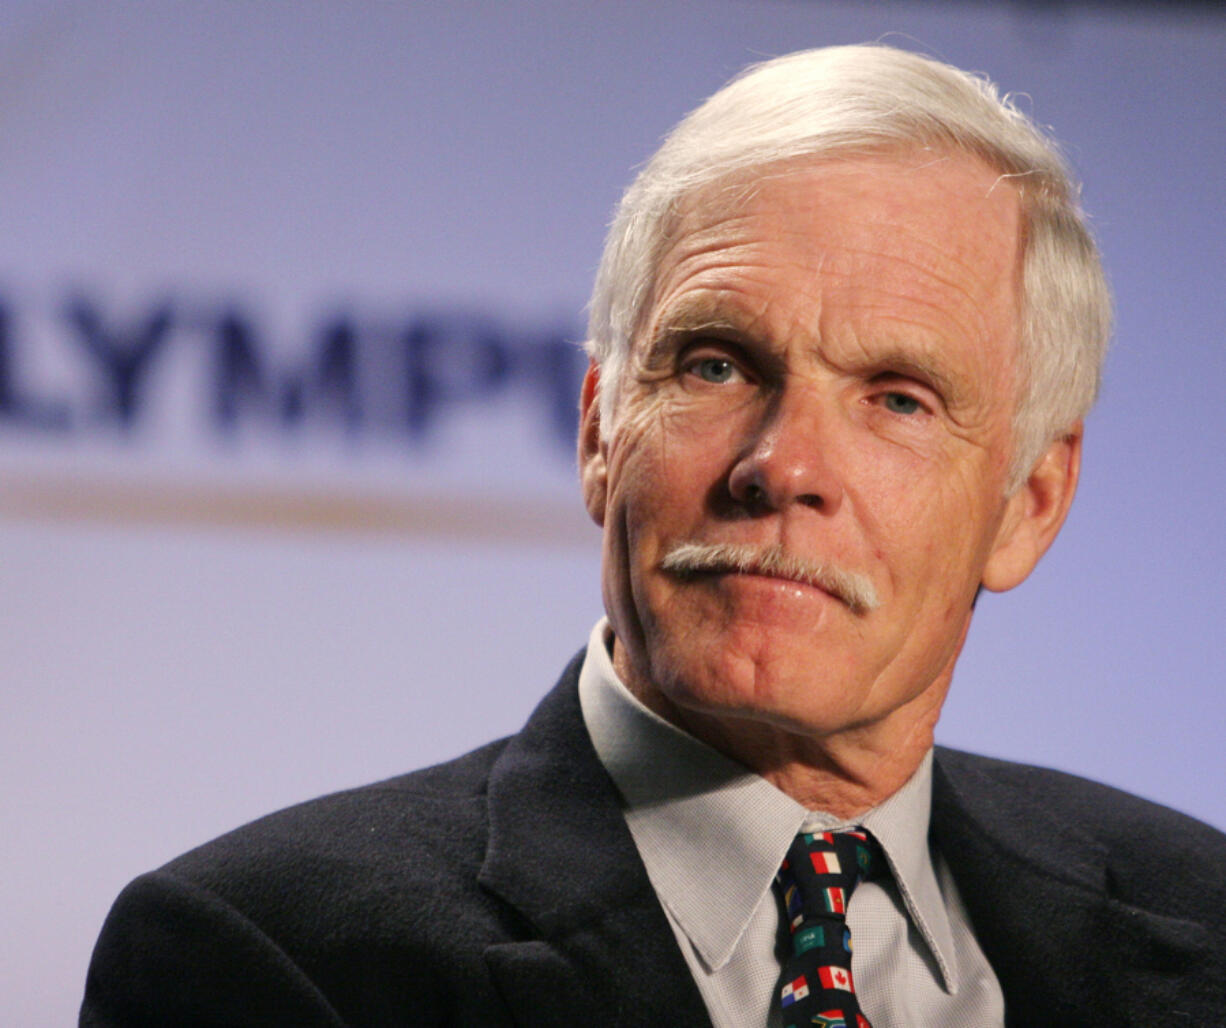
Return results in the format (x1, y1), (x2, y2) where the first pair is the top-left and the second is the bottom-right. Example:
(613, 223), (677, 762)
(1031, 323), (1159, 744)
(581, 153), (1062, 745)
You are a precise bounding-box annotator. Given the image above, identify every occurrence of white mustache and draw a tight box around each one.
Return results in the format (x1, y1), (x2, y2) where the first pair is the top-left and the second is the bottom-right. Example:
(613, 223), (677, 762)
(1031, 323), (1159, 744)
(660, 541), (880, 615)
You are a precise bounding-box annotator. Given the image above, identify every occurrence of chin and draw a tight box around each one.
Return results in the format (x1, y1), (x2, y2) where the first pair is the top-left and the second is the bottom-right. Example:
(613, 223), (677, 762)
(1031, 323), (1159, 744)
(651, 638), (861, 734)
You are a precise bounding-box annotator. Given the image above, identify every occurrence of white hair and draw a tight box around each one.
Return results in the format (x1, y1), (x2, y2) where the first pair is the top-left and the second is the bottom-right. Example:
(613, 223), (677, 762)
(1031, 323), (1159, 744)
(585, 45), (1111, 491)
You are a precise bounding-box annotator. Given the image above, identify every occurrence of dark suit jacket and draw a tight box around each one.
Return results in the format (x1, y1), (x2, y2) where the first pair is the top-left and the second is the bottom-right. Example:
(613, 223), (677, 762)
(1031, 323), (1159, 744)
(82, 654), (1226, 1026)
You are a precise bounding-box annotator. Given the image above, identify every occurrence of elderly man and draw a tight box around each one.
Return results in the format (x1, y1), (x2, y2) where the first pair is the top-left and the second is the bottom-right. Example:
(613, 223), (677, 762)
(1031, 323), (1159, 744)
(83, 46), (1226, 1027)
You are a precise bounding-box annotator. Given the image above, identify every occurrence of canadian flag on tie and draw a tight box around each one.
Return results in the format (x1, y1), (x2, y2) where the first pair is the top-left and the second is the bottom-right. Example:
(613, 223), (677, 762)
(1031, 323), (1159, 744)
(817, 965), (855, 993)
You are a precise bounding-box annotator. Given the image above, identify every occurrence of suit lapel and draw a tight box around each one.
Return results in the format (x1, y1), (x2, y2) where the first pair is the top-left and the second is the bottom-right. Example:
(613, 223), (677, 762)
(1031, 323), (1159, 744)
(932, 749), (1221, 1026)
(474, 675), (1223, 1027)
(478, 657), (712, 1028)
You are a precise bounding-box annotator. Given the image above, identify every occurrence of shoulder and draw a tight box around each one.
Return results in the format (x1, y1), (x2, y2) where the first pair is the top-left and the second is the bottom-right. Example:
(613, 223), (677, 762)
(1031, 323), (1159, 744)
(166, 735), (513, 918)
(934, 745), (1226, 921)
(935, 745), (1226, 846)
(83, 738), (523, 1024)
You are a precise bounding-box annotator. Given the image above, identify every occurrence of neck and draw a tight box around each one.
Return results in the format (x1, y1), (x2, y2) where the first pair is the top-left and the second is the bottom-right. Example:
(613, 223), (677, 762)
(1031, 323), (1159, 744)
(646, 690), (942, 818)
(611, 642), (951, 818)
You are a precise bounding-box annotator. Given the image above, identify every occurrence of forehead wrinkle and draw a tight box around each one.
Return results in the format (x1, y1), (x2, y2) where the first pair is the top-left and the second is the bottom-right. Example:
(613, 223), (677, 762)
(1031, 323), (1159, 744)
(823, 228), (1010, 310)
(647, 233), (832, 346)
(816, 239), (1017, 362)
(904, 230), (1018, 326)
(633, 203), (770, 338)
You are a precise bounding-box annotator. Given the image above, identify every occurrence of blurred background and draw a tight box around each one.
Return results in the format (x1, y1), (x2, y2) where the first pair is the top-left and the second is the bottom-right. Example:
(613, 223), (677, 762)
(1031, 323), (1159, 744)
(1, 1), (1223, 1021)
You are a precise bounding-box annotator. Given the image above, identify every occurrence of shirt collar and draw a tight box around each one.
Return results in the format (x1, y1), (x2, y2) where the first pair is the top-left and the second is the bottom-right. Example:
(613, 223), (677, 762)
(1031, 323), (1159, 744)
(578, 619), (960, 991)
(801, 751), (960, 992)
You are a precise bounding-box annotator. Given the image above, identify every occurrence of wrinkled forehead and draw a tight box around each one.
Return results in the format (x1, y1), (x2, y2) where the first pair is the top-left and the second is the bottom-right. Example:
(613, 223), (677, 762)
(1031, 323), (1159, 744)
(640, 152), (1026, 348)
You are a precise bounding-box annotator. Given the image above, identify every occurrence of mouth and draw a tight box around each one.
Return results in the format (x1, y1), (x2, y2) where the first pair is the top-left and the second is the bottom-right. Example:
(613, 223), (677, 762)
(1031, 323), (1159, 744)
(660, 541), (879, 616)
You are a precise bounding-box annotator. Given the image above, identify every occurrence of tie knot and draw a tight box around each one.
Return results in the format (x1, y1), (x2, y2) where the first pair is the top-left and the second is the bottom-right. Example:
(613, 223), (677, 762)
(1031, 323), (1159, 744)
(777, 826), (881, 927)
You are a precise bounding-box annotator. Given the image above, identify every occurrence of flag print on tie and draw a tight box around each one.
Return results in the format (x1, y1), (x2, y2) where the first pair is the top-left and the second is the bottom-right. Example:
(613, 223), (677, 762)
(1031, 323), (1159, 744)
(810, 850), (841, 875)
(773, 827), (881, 1027)
(817, 965), (855, 993)
(793, 923), (824, 955)
(780, 976), (809, 1007)
(809, 1012), (871, 1028)
(784, 882), (804, 928)
(822, 886), (846, 914)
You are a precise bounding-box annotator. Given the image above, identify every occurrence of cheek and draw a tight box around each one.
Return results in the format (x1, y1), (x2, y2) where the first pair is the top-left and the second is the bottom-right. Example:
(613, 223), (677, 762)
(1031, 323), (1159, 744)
(607, 399), (733, 523)
(848, 442), (1004, 596)
(599, 409), (673, 596)
(839, 441), (931, 548)
(913, 465), (1010, 605)
(599, 404), (703, 656)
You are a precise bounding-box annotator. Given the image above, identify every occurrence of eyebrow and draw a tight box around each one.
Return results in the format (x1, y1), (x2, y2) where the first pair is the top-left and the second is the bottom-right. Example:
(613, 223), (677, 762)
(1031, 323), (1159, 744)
(639, 297), (758, 369)
(643, 295), (969, 404)
(863, 346), (965, 405)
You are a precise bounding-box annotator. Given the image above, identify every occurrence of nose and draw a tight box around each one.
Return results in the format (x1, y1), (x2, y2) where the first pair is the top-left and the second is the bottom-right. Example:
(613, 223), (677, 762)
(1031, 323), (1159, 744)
(727, 388), (845, 516)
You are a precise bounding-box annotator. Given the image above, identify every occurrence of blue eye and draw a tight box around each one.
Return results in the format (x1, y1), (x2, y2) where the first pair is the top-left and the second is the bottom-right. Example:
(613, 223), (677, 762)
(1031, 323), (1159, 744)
(883, 392), (922, 415)
(692, 357), (737, 383)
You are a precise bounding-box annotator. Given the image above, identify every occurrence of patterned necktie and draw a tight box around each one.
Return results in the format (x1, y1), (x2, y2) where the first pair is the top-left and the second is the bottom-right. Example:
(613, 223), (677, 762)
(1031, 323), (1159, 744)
(774, 827), (880, 1028)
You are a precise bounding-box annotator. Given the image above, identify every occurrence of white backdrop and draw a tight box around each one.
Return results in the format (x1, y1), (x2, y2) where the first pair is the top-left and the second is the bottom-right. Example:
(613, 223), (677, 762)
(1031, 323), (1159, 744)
(1, 2), (1224, 1022)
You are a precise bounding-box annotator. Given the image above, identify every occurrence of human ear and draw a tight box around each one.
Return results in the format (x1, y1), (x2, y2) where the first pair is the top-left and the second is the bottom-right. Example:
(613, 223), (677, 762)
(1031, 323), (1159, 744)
(578, 359), (608, 527)
(982, 424), (1082, 593)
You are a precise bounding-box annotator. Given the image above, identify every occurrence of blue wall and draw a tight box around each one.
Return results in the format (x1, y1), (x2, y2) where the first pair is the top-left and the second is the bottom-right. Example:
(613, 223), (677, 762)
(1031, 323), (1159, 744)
(1, 3), (1223, 1022)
